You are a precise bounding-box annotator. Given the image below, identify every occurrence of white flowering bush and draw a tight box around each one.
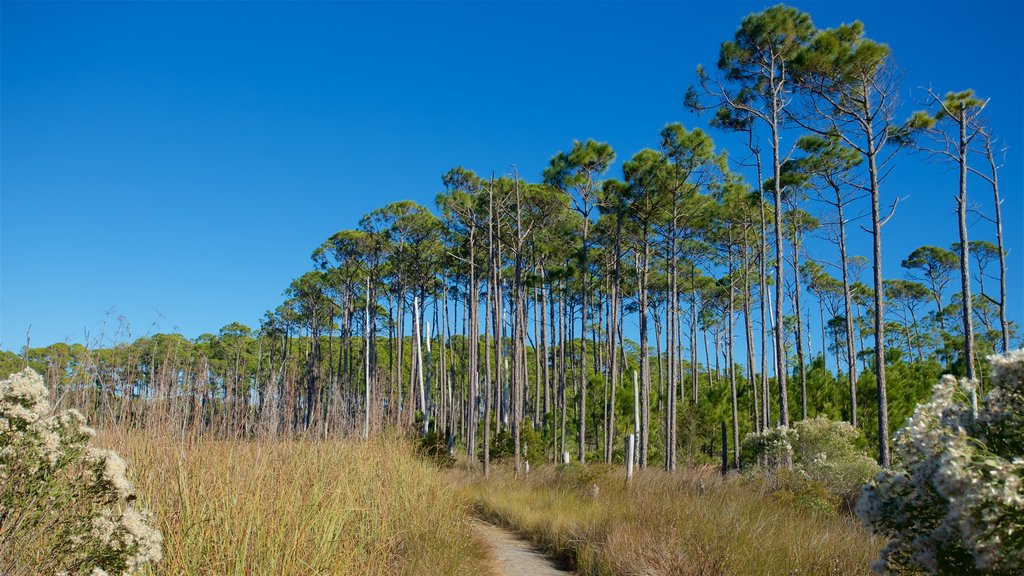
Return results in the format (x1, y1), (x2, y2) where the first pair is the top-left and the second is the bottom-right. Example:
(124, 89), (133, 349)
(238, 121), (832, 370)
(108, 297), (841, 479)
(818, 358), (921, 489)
(744, 418), (880, 511)
(0, 368), (162, 575)
(793, 416), (880, 498)
(742, 425), (797, 470)
(858, 351), (1024, 575)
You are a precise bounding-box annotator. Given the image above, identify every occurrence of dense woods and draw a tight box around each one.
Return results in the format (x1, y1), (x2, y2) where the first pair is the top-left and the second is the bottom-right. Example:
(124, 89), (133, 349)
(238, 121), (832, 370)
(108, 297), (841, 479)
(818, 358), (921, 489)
(4, 4), (1017, 477)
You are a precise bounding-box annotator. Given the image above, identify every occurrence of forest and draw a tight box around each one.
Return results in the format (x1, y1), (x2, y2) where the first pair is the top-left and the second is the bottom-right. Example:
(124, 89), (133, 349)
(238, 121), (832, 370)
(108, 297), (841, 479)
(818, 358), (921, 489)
(3, 6), (1016, 474)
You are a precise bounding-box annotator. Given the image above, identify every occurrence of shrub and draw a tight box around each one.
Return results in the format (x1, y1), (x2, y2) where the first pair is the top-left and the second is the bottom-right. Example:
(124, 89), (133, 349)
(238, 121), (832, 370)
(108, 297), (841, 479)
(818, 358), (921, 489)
(858, 351), (1024, 574)
(485, 429), (515, 461)
(793, 417), (880, 499)
(418, 429), (456, 467)
(0, 368), (162, 575)
(769, 469), (842, 518)
(742, 425), (797, 470)
(479, 423), (543, 463)
(743, 417), (880, 512)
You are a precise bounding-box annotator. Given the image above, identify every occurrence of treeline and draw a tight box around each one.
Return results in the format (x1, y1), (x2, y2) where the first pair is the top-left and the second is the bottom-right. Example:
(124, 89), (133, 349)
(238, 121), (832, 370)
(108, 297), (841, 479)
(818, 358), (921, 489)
(6, 4), (1016, 474)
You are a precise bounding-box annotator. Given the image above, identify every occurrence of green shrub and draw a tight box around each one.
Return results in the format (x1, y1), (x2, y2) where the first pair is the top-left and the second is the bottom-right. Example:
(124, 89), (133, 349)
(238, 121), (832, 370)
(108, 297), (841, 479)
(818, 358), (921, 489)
(479, 422), (543, 463)
(486, 429), (515, 461)
(770, 469), (842, 518)
(793, 416), (880, 500)
(417, 429), (456, 468)
(743, 417), (880, 513)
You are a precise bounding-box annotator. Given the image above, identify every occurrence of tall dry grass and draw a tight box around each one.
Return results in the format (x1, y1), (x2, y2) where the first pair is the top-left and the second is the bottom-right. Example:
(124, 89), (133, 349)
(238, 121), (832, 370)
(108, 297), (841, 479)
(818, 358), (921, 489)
(459, 463), (882, 576)
(99, 431), (496, 575)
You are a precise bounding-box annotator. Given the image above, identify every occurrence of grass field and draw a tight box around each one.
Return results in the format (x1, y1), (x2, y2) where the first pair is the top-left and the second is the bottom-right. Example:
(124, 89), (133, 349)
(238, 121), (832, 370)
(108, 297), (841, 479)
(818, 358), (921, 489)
(458, 462), (883, 576)
(99, 431), (496, 576)
(92, 429), (882, 576)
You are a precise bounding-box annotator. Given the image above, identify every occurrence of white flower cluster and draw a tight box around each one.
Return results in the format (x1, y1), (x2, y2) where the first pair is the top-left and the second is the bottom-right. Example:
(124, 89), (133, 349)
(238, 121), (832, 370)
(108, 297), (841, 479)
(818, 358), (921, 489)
(0, 368), (162, 575)
(87, 448), (135, 501)
(0, 366), (51, 432)
(858, 351), (1024, 575)
(742, 425), (797, 470)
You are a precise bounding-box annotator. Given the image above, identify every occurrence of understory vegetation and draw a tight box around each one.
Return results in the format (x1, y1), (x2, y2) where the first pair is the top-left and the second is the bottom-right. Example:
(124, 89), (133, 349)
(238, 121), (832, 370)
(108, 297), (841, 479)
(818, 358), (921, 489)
(97, 431), (496, 576)
(460, 462), (881, 576)
(1, 369), (162, 576)
(859, 350), (1024, 574)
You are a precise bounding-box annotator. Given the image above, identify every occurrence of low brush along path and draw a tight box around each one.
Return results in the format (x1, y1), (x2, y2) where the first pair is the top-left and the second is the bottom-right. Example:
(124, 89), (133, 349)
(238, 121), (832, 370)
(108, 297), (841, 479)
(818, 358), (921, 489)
(473, 519), (572, 576)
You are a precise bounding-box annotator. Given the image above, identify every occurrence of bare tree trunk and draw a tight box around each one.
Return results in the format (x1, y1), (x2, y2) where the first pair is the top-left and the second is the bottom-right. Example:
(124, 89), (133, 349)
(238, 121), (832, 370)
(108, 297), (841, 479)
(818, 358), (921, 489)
(956, 106), (977, 381)
(743, 242), (759, 433)
(758, 169), (771, 431)
(364, 276), (371, 439)
(666, 233), (677, 472)
(579, 219), (590, 464)
(483, 285), (492, 478)
(791, 219), (808, 421)
(981, 136), (1010, 352)
(534, 286), (542, 427)
(604, 215), (623, 463)
(638, 241), (651, 468)
(561, 276), (569, 457)
(540, 269), (551, 428)
(836, 197), (859, 428)
(727, 239), (740, 468)
(414, 295), (427, 436)
(467, 238), (479, 459)
(866, 126), (890, 467)
(771, 121), (788, 428)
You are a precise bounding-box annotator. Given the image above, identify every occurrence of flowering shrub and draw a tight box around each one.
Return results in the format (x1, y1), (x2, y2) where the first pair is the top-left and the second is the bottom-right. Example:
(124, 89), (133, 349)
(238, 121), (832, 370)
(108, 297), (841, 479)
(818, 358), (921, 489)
(793, 416), (880, 498)
(0, 368), (162, 575)
(858, 351), (1024, 574)
(742, 425), (797, 470)
(744, 418), (880, 512)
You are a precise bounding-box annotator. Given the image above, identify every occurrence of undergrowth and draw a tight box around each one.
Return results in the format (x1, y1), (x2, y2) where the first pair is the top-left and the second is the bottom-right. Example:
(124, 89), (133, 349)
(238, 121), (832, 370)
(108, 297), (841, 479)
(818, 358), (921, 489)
(100, 430), (496, 576)
(457, 462), (881, 575)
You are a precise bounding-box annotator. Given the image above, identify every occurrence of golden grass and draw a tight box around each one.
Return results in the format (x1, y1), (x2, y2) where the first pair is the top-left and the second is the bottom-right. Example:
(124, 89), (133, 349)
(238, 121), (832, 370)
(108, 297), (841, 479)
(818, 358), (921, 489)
(458, 462), (883, 576)
(99, 431), (496, 576)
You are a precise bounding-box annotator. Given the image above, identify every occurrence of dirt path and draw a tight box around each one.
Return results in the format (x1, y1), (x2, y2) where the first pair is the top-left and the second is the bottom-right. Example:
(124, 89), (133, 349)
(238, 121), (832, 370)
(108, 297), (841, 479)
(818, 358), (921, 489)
(473, 519), (572, 576)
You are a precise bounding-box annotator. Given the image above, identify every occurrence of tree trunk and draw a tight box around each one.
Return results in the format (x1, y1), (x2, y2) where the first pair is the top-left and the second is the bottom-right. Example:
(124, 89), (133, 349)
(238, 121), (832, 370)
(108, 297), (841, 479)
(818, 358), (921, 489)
(836, 197), (859, 428)
(983, 138), (1010, 353)
(791, 219), (808, 421)
(866, 120), (890, 467)
(771, 121), (788, 428)
(638, 239), (651, 468)
(956, 105), (976, 381)
(727, 239), (740, 469)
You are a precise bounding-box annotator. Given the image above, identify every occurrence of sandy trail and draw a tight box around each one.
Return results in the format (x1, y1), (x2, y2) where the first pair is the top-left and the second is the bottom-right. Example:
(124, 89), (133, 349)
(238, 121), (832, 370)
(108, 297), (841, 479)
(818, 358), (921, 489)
(473, 519), (572, 576)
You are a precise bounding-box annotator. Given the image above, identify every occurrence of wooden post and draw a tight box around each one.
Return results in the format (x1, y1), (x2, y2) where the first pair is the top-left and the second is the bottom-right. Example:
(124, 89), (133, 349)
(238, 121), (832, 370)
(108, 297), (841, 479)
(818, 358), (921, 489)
(721, 422), (728, 477)
(625, 433), (635, 482)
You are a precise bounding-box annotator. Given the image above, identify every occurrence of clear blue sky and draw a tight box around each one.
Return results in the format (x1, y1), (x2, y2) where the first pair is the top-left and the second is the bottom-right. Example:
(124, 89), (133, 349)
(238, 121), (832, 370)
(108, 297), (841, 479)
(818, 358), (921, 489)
(2, 1), (1022, 350)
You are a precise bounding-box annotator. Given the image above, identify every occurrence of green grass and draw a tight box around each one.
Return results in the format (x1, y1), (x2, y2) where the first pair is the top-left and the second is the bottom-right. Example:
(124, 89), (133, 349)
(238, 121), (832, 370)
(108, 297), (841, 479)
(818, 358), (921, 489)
(458, 462), (883, 575)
